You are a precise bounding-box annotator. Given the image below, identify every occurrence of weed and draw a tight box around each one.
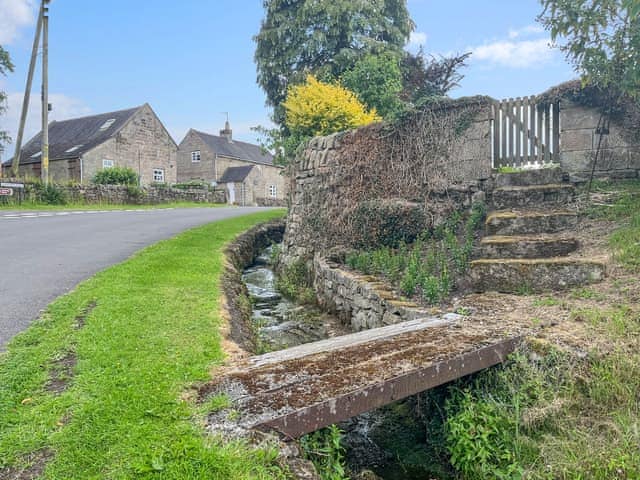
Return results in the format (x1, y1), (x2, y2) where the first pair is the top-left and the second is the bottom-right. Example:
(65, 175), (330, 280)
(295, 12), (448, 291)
(533, 297), (561, 307)
(300, 425), (348, 480)
(345, 204), (485, 305)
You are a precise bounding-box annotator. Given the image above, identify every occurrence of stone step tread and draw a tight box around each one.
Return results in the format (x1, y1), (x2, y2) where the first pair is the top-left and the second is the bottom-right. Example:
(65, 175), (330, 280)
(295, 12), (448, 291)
(481, 234), (577, 244)
(494, 183), (575, 192)
(494, 167), (564, 187)
(471, 256), (608, 266)
(487, 209), (578, 221)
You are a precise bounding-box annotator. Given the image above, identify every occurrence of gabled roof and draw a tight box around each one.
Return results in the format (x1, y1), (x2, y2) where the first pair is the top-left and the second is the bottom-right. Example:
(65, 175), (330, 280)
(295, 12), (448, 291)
(192, 129), (274, 165)
(4, 106), (143, 166)
(218, 165), (254, 183)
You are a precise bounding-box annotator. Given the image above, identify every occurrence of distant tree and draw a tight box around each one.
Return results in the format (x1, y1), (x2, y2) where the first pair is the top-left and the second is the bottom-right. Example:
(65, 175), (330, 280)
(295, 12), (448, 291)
(401, 50), (472, 106)
(254, 0), (413, 115)
(283, 75), (380, 139)
(342, 52), (405, 119)
(539, 0), (640, 98)
(0, 45), (15, 156)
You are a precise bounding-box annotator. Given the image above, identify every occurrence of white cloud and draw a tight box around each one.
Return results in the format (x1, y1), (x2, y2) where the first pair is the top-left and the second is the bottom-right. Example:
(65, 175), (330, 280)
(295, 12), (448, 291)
(0, 92), (91, 161)
(471, 38), (554, 68)
(405, 31), (427, 53)
(0, 0), (36, 44)
(508, 24), (545, 39)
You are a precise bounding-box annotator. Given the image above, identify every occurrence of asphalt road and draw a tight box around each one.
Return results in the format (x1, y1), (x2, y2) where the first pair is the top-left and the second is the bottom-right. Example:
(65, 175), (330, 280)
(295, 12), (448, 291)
(0, 207), (273, 349)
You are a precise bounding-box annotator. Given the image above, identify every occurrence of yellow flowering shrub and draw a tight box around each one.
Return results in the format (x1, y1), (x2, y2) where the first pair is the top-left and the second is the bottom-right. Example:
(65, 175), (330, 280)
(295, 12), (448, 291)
(283, 75), (381, 138)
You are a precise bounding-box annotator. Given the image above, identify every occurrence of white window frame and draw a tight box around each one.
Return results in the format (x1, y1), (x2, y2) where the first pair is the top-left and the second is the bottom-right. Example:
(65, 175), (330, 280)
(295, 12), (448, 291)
(191, 150), (201, 163)
(153, 168), (165, 183)
(102, 159), (114, 169)
(268, 184), (277, 198)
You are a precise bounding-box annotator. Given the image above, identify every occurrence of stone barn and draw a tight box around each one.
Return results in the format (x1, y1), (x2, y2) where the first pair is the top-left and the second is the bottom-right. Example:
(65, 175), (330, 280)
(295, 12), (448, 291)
(2, 104), (178, 186)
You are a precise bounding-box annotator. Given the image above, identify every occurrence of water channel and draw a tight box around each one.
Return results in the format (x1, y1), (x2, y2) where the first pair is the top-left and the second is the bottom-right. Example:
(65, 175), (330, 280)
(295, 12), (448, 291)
(241, 244), (448, 479)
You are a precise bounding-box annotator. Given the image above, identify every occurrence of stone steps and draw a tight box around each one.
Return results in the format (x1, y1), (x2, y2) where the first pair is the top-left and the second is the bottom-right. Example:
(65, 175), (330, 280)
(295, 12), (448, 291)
(479, 234), (579, 259)
(492, 184), (575, 209)
(486, 210), (579, 236)
(470, 257), (607, 293)
(472, 169), (605, 293)
(494, 166), (565, 187)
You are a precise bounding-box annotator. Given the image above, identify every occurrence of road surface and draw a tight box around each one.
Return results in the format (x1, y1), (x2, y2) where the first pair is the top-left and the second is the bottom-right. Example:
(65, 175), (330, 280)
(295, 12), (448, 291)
(0, 207), (273, 349)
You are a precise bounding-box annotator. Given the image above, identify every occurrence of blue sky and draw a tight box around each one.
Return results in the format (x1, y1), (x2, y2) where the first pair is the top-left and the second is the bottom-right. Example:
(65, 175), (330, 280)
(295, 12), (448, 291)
(0, 0), (575, 161)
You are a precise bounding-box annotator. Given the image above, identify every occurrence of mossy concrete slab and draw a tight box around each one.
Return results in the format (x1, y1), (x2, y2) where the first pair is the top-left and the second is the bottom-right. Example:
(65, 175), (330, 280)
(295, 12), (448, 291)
(493, 184), (575, 209)
(486, 210), (579, 235)
(470, 257), (607, 293)
(479, 234), (579, 259)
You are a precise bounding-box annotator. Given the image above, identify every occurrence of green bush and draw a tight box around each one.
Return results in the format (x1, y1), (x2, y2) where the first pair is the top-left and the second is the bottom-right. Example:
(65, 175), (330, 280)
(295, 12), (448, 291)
(35, 183), (67, 205)
(93, 166), (138, 185)
(352, 199), (428, 249)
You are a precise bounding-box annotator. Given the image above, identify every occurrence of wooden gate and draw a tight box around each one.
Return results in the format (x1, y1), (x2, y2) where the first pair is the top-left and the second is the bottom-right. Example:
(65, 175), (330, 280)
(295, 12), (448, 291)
(492, 97), (560, 168)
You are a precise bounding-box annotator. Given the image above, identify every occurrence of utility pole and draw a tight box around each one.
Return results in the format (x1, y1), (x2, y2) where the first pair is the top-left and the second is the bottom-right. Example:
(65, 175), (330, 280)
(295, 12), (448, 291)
(11, 2), (45, 178)
(41, 0), (50, 185)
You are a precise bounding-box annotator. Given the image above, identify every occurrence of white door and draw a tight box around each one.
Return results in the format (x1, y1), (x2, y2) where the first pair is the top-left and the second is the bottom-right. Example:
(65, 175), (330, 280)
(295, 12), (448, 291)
(227, 183), (235, 204)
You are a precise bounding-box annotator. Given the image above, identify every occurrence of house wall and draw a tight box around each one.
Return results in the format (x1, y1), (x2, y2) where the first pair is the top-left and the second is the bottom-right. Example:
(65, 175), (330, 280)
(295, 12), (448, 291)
(559, 100), (640, 179)
(176, 130), (214, 182)
(82, 105), (177, 185)
(177, 132), (287, 205)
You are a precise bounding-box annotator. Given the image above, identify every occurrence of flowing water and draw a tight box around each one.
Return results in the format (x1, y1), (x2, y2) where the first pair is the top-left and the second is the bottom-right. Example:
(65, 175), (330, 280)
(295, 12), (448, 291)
(242, 244), (349, 352)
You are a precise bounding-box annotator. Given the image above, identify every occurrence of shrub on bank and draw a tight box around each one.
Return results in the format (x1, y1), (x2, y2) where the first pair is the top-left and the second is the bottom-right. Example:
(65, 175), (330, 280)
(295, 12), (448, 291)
(93, 167), (138, 185)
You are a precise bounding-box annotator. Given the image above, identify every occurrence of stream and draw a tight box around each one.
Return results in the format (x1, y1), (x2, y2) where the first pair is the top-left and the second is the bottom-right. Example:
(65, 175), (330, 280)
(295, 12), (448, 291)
(242, 244), (446, 479)
(242, 244), (349, 352)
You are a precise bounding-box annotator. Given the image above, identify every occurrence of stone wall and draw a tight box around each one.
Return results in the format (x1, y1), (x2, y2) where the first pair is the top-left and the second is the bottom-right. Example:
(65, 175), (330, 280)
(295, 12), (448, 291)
(64, 184), (225, 205)
(10, 181), (225, 205)
(282, 98), (493, 264)
(559, 100), (640, 179)
(313, 255), (432, 331)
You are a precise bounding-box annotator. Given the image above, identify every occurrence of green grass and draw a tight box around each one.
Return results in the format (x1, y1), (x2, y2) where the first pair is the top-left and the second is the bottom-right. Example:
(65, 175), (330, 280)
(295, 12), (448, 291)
(587, 179), (640, 271)
(0, 209), (287, 479)
(0, 201), (227, 211)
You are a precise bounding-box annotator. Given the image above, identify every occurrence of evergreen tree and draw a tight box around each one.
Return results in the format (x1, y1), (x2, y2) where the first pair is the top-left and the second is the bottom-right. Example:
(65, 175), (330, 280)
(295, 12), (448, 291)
(254, 0), (413, 114)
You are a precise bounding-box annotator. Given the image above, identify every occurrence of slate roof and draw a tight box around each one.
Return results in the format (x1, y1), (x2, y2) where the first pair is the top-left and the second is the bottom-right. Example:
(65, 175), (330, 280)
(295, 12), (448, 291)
(218, 165), (255, 183)
(192, 130), (274, 165)
(4, 106), (142, 166)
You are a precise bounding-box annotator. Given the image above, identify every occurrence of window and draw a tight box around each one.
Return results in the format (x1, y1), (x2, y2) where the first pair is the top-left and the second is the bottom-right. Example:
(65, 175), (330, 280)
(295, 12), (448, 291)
(191, 150), (201, 163)
(65, 144), (83, 153)
(268, 185), (277, 198)
(153, 169), (165, 183)
(99, 118), (116, 131)
(102, 159), (114, 169)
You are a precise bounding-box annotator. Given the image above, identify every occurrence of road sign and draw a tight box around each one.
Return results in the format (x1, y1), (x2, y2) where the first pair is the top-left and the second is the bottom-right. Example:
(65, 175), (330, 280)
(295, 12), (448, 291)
(0, 188), (13, 196)
(0, 182), (24, 189)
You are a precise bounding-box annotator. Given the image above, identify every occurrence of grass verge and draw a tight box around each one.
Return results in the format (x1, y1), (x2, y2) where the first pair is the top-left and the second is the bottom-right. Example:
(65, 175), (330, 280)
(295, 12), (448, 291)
(0, 201), (227, 211)
(0, 209), (287, 479)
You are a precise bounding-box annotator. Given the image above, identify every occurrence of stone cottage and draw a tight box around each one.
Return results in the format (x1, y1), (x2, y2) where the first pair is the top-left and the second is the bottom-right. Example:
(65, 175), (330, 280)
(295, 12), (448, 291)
(3, 104), (177, 185)
(176, 123), (286, 205)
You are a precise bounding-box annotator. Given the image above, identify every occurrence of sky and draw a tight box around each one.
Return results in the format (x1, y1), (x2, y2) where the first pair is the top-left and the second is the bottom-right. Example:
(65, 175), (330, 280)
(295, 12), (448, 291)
(0, 0), (576, 162)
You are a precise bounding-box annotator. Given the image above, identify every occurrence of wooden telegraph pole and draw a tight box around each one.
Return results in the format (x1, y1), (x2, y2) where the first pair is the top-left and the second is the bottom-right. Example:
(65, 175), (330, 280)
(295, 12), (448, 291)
(41, 0), (50, 185)
(12, 1), (45, 178)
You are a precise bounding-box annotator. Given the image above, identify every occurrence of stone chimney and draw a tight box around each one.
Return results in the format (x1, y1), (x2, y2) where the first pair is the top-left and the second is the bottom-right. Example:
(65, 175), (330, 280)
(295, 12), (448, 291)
(220, 120), (233, 142)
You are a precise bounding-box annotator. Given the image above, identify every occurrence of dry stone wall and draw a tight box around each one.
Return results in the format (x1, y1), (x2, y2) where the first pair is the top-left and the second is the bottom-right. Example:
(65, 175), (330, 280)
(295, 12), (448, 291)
(282, 98), (494, 264)
(313, 255), (434, 331)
